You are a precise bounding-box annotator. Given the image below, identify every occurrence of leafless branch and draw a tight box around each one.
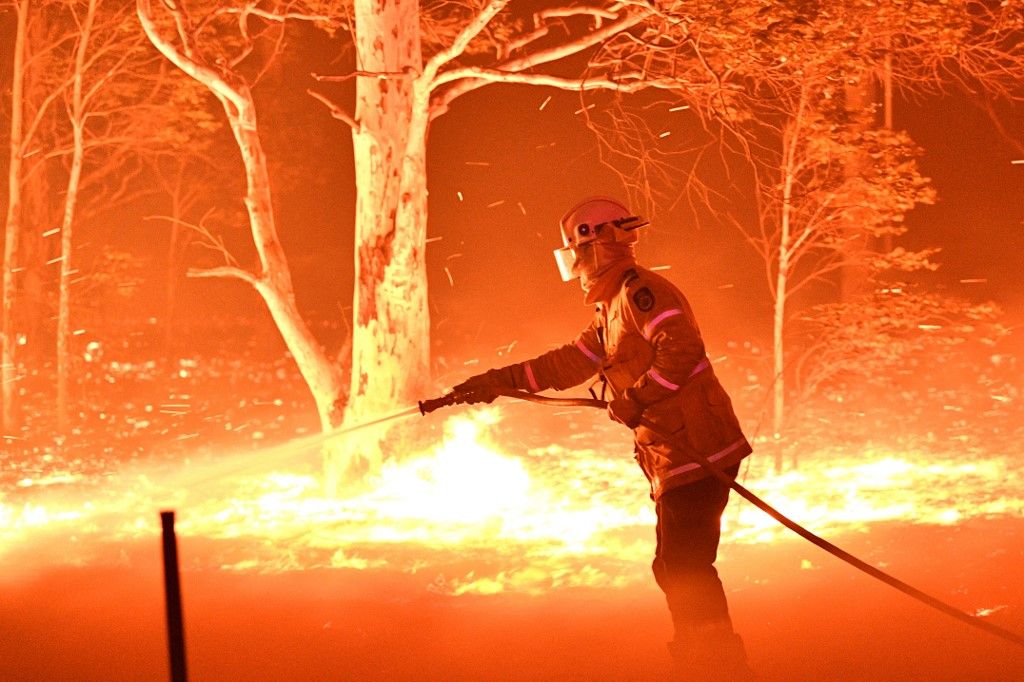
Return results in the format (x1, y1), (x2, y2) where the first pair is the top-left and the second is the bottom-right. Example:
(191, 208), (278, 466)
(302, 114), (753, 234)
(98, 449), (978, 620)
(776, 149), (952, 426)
(137, 0), (247, 111)
(307, 89), (360, 132)
(144, 210), (240, 271)
(216, 6), (341, 26)
(536, 6), (619, 22)
(431, 8), (650, 114)
(979, 99), (1024, 156)
(186, 265), (260, 288)
(503, 25), (550, 57)
(432, 66), (680, 92)
(422, 0), (510, 85)
(312, 68), (416, 83)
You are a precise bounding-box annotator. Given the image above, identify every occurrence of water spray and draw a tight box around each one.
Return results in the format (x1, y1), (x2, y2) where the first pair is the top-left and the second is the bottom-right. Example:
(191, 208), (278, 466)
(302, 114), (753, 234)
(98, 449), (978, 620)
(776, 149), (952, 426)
(160, 404), (426, 492)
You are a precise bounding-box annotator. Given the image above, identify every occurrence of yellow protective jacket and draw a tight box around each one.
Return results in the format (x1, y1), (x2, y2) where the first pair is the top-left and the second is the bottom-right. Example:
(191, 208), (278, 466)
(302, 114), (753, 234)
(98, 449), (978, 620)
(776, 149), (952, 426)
(503, 266), (752, 499)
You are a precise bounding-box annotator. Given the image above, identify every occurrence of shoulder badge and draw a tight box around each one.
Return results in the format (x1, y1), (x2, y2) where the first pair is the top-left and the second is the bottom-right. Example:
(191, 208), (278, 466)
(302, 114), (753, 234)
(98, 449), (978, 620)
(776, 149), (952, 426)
(632, 286), (655, 312)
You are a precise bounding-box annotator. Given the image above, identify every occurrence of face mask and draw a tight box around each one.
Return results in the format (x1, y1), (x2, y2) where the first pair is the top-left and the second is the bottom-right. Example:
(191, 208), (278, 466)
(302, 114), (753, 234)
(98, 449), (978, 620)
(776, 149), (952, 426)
(578, 242), (637, 304)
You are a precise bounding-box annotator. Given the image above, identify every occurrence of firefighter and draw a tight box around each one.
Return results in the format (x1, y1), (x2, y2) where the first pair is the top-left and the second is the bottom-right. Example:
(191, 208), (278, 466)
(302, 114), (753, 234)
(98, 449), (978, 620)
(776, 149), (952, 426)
(453, 197), (753, 680)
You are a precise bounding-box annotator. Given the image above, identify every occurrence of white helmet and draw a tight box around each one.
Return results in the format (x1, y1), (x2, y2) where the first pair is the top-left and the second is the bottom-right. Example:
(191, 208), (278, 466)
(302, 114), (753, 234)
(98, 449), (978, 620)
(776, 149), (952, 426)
(553, 197), (647, 281)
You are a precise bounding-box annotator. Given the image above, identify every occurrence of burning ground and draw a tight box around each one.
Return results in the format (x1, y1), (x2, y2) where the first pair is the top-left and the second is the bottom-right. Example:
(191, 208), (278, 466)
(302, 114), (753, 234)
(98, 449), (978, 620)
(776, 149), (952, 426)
(2, 334), (1024, 680)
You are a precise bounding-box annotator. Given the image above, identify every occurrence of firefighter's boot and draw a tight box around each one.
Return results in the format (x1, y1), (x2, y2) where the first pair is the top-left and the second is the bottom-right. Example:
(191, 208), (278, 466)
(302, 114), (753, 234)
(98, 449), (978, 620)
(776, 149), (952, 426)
(666, 620), (754, 681)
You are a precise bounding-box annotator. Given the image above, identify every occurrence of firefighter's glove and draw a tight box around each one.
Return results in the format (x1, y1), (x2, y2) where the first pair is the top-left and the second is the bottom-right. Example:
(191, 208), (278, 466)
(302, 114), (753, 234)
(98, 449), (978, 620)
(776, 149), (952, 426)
(608, 396), (644, 429)
(452, 367), (514, 405)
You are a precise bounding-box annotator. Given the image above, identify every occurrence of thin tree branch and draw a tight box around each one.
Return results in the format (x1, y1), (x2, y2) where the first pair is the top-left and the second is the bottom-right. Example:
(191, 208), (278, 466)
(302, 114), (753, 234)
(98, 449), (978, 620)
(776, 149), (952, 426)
(431, 8), (650, 113)
(499, 11), (647, 74)
(307, 88), (360, 132)
(186, 265), (260, 288)
(144, 211), (239, 270)
(537, 6), (619, 22)
(312, 68), (415, 83)
(432, 67), (679, 91)
(421, 0), (510, 85)
(136, 0), (247, 111)
(216, 6), (340, 26)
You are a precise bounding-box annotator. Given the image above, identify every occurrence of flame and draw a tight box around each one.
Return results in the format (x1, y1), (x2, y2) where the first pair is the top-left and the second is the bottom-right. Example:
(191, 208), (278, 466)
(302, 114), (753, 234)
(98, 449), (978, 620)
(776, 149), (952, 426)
(2, 410), (1023, 595)
(369, 409), (533, 525)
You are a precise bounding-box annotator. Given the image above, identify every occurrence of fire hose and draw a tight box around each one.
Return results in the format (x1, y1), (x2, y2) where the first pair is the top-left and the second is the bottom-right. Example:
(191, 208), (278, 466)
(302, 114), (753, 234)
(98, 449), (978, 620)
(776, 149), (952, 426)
(418, 388), (1024, 649)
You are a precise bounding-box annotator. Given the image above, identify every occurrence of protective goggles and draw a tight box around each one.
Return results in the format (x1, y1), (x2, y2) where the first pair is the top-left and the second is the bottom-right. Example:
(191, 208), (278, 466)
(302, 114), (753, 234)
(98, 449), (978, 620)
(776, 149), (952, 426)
(553, 245), (578, 282)
(553, 217), (647, 281)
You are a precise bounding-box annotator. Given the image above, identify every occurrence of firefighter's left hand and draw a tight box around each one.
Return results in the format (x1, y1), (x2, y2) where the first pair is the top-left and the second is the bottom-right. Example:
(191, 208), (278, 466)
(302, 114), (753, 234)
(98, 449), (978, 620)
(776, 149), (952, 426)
(608, 396), (644, 429)
(452, 367), (513, 404)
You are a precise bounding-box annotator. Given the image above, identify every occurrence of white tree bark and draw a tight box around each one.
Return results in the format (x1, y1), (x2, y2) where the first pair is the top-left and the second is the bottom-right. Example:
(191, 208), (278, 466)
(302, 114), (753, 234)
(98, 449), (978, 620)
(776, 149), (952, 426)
(335, 0), (429, 479)
(138, 0), (345, 434)
(772, 90), (809, 471)
(143, 0), (651, 487)
(2, 0), (29, 434)
(56, 0), (98, 432)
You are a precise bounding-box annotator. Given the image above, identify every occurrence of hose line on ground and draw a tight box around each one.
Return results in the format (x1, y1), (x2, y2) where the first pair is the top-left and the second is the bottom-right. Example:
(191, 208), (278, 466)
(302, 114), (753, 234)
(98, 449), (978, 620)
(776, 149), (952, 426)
(484, 389), (1024, 649)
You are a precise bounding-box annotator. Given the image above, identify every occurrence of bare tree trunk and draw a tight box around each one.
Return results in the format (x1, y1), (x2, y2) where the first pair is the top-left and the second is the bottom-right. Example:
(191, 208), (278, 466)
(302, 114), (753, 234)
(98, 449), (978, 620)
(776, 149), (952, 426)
(138, 0), (346, 436)
(773, 163), (793, 472)
(839, 73), (874, 302)
(56, 132), (84, 432)
(334, 0), (430, 480)
(224, 103), (346, 431)
(163, 169), (185, 351)
(15, 9), (52, 365)
(772, 91), (809, 472)
(19, 160), (51, 361)
(2, 0), (29, 433)
(56, 0), (97, 432)
(881, 39), (894, 252)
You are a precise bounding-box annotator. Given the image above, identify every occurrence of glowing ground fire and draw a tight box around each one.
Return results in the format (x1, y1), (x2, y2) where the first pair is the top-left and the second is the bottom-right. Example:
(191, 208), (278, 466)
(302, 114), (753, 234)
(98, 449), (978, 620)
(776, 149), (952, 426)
(2, 408), (1023, 596)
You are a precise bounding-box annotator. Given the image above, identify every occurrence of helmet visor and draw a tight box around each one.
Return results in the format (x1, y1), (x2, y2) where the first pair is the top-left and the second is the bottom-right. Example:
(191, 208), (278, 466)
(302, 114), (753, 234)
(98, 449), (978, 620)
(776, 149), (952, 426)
(553, 246), (577, 282)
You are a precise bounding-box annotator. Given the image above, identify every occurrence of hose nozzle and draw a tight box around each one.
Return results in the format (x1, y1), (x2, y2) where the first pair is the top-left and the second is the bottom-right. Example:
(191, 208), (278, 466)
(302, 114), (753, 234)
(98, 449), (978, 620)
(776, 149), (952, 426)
(419, 389), (511, 415)
(418, 393), (457, 415)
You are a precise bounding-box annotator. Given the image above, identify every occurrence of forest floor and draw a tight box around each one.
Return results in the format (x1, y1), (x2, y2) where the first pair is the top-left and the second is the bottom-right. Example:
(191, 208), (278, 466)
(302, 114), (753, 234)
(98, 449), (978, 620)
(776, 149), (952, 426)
(2, 320), (1023, 680)
(2, 515), (1023, 681)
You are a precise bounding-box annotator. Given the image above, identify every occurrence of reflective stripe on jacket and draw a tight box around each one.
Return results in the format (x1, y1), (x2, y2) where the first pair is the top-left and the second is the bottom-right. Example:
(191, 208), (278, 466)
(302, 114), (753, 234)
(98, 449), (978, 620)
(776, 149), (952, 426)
(504, 266), (752, 499)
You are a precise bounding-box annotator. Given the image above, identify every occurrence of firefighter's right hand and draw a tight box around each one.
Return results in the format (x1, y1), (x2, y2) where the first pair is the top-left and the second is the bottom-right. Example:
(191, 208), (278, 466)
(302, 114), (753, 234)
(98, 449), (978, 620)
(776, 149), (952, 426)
(608, 395), (644, 429)
(452, 367), (514, 404)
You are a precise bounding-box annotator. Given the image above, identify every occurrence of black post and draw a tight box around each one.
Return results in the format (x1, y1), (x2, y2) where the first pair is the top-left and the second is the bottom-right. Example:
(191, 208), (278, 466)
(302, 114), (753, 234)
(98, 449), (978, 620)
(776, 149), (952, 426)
(160, 510), (188, 682)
